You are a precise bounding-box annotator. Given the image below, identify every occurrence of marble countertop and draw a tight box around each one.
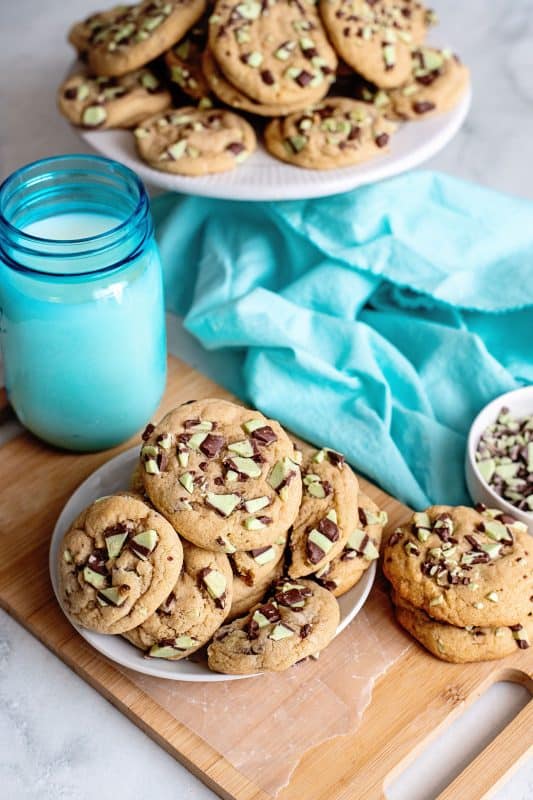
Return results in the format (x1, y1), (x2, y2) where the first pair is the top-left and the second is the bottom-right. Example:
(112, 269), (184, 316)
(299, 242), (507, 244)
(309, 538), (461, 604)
(1, 0), (532, 798)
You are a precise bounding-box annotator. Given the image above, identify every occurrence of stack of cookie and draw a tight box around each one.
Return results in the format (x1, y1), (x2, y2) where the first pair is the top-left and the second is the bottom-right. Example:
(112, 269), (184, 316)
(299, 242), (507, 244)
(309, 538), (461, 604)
(382, 505), (532, 663)
(58, 0), (470, 174)
(58, 398), (387, 674)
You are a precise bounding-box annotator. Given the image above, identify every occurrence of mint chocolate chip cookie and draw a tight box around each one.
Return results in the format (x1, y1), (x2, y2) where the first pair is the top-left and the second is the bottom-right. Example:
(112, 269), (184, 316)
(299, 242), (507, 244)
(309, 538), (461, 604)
(393, 591), (532, 663)
(314, 492), (386, 596)
(207, 578), (340, 673)
(383, 505), (533, 628)
(208, 0), (337, 106)
(124, 540), (233, 658)
(140, 399), (302, 552)
(134, 107), (256, 175)
(385, 47), (470, 119)
(264, 97), (396, 169)
(319, 0), (433, 89)
(59, 494), (183, 634)
(82, 0), (207, 77)
(288, 446), (359, 578)
(58, 68), (171, 130)
(228, 534), (287, 619)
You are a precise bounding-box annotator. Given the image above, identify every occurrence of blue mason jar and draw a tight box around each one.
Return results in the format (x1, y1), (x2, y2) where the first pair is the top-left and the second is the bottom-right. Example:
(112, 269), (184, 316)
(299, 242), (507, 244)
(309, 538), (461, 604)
(0, 154), (167, 451)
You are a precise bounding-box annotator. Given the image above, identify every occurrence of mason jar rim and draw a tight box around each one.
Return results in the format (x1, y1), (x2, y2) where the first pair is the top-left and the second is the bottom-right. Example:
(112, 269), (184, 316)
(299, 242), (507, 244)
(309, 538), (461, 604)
(0, 154), (150, 278)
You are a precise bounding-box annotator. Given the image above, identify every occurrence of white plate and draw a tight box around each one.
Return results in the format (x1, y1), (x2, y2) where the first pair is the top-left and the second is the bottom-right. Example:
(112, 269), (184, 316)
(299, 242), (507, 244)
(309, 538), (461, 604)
(49, 447), (376, 681)
(78, 87), (471, 202)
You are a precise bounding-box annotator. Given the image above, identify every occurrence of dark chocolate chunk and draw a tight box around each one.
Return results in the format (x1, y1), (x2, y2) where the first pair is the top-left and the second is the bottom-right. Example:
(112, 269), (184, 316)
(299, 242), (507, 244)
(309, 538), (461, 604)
(199, 433), (225, 458)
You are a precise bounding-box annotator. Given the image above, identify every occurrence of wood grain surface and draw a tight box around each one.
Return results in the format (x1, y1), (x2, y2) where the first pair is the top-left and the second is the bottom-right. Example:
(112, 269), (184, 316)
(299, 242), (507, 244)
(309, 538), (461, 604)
(0, 356), (530, 800)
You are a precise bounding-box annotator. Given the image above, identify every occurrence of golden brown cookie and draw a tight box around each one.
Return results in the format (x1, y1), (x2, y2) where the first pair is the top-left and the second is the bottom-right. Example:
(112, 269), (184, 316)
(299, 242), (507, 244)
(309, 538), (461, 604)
(58, 68), (171, 129)
(140, 399), (302, 551)
(84, 0), (207, 77)
(134, 106), (256, 174)
(264, 97), (396, 169)
(58, 494), (183, 634)
(288, 447), (359, 578)
(314, 492), (386, 596)
(207, 578), (340, 673)
(124, 540), (233, 658)
(383, 505), (533, 628)
(208, 0), (337, 106)
(393, 591), (532, 663)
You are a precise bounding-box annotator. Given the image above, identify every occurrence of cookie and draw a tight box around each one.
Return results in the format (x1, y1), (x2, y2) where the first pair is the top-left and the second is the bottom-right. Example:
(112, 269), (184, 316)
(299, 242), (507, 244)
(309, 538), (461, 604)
(385, 47), (470, 119)
(319, 0), (433, 88)
(58, 494), (183, 634)
(124, 540), (233, 658)
(264, 97), (396, 169)
(202, 49), (328, 117)
(68, 4), (132, 58)
(207, 578), (340, 673)
(288, 447), (359, 578)
(314, 492), (386, 596)
(229, 556), (285, 620)
(58, 68), (171, 129)
(393, 592), (532, 663)
(85, 0), (207, 77)
(140, 399), (302, 552)
(165, 17), (211, 99)
(382, 505), (533, 628)
(208, 0), (337, 106)
(228, 535), (287, 619)
(134, 106), (256, 174)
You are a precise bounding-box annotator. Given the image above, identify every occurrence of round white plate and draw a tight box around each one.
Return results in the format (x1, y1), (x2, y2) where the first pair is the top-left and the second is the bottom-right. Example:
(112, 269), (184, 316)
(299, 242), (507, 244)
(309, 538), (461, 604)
(49, 447), (376, 681)
(78, 87), (471, 201)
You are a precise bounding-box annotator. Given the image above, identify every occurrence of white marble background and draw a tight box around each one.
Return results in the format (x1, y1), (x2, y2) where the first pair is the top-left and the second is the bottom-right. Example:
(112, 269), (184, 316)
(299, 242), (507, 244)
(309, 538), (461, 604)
(1, 1), (532, 798)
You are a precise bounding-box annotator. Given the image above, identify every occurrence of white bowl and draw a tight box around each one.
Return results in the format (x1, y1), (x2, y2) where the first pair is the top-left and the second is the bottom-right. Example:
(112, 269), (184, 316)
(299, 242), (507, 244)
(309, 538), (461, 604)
(465, 386), (533, 533)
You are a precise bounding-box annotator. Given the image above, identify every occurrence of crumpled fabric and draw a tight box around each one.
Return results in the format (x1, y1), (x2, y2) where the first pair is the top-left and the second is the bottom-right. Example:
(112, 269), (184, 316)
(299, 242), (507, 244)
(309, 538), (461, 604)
(152, 170), (533, 509)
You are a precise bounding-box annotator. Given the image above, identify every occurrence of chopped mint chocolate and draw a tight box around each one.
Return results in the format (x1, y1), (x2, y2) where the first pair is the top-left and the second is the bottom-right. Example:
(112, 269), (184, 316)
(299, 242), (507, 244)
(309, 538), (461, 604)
(475, 406), (533, 514)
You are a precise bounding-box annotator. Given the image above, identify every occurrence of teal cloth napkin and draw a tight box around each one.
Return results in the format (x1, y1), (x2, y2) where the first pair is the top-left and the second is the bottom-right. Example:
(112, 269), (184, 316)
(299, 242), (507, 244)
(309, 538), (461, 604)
(152, 171), (533, 509)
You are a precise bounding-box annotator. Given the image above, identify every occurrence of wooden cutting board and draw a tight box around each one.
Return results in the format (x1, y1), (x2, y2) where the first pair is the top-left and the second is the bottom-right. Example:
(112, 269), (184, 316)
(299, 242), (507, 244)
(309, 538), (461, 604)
(0, 356), (530, 800)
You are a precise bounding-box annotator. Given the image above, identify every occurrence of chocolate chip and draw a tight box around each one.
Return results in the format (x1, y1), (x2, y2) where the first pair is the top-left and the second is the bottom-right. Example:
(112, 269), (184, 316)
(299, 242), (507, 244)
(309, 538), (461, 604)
(142, 423), (155, 441)
(199, 433), (225, 458)
(388, 530), (403, 546)
(87, 549), (108, 574)
(249, 545), (273, 558)
(226, 142), (245, 156)
(326, 449), (345, 468)
(296, 70), (313, 87)
(517, 640), (530, 649)
(317, 516), (339, 542)
(275, 587), (311, 607)
(307, 540), (325, 563)
(184, 418), (201, 428)
(258, 602), (281, 622)
(251, 425), (277, 446)
(300, 623), (312, 638)
(375, 133), (389, 148)
(261, 69), (275, 85)
(358, 507), (368, 527)
(64, 87), (79, 99)
(413, 101), (436, 114)
(509, 624), (523, 632)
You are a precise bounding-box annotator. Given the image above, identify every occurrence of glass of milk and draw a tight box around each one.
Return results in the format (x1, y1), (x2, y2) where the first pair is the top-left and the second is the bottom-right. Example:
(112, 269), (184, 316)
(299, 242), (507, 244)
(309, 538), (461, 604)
(0, 154), (167, 451)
